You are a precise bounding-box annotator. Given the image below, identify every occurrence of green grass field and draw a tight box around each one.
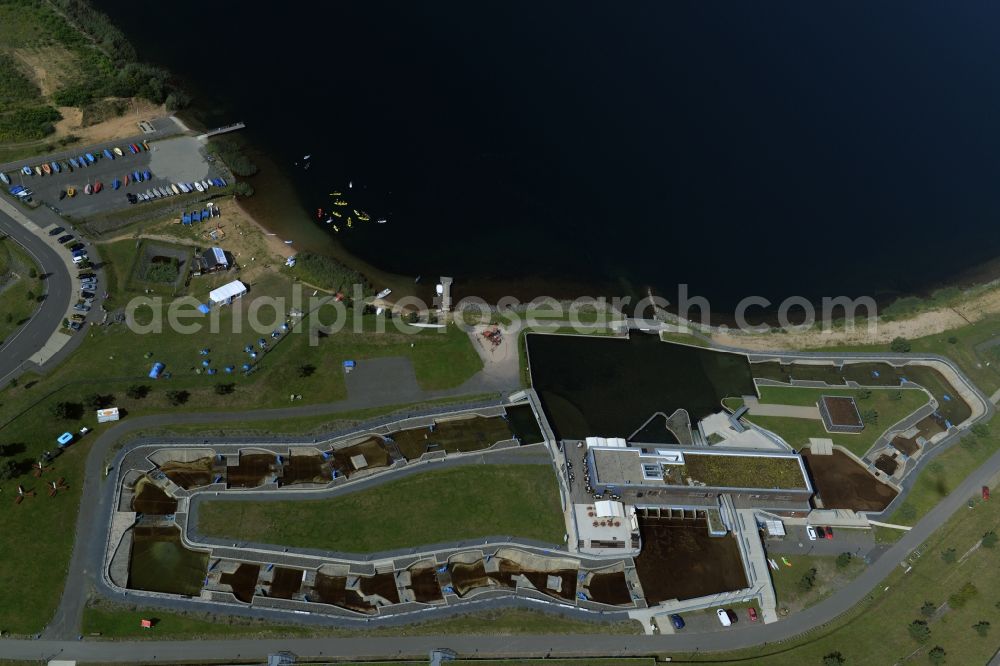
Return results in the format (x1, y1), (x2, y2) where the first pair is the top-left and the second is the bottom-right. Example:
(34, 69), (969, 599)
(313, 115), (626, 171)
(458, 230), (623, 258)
(677, 470), (1000, 665)
(197, 465), (565, 553)
(728, 385), (930, 457)
(0, 236), (41, 344)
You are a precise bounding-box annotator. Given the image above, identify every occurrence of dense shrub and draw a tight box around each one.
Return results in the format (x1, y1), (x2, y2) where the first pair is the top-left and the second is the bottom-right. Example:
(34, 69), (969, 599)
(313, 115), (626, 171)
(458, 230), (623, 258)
(291, 252), (370, 294)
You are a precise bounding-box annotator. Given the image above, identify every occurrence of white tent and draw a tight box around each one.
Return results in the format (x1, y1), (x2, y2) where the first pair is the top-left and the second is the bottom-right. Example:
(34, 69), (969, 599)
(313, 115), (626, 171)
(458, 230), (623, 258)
(594, 500), (625, 519)
(209, 280), (247, 306)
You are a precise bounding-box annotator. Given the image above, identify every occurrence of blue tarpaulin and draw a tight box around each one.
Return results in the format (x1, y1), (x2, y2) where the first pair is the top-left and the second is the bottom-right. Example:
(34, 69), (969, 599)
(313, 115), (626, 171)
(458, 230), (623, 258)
(197, 304), (210, 314)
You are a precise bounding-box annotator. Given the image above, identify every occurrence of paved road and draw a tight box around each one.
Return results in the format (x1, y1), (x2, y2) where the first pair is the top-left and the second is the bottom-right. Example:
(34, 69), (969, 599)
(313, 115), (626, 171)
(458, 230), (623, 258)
(0, 205), (71, 384)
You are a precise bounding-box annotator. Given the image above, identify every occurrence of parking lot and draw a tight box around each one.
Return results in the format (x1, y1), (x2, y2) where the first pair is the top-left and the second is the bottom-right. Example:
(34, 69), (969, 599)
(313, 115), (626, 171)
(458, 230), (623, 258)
(764, 523), (876, 557)
(12, 135), (223, 219)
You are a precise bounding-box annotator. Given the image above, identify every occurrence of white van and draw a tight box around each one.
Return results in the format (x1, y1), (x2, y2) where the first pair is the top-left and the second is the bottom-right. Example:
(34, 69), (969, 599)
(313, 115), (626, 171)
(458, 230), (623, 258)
(717, 608), (733, 627)
(72, 255), (88, 264)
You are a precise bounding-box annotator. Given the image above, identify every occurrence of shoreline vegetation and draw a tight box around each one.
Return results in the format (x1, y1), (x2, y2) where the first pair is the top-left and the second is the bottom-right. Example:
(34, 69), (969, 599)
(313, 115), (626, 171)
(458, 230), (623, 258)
(0, 0), (188, 161)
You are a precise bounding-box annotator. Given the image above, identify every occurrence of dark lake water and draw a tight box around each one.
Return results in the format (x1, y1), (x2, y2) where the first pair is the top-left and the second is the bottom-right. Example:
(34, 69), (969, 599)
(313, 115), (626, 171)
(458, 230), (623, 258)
(526, 332), (755, 439)
(95, 1), (1000, 311)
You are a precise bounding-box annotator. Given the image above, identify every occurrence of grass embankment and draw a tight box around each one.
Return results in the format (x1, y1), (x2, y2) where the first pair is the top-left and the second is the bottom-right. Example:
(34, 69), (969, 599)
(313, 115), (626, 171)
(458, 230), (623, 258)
(769, 553), (867, 614)
(0, 236), (42, 344)
(82, 603), (640, 640)
(197, 465), (565, 553)
(676, 469), (1000, 665)
(727, 385), (930, 457)
(0, 261), (481, 633)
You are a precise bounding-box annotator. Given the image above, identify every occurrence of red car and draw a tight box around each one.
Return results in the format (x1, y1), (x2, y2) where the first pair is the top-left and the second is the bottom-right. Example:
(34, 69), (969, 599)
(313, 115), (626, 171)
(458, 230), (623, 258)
(984, 486), (991, 501)
(824, 526), (834, 540)
(747, 607), (758, 622)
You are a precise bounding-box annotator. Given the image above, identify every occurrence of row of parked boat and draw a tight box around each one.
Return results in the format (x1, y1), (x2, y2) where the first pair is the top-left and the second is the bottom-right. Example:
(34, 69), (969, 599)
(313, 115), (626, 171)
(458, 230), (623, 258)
(127, 177), (228, 204)
(8, 141), (152, 181)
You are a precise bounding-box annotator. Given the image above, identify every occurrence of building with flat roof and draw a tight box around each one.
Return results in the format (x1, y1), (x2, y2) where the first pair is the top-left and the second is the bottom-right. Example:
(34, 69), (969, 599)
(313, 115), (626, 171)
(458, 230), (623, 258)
(584, 443), (813, 514)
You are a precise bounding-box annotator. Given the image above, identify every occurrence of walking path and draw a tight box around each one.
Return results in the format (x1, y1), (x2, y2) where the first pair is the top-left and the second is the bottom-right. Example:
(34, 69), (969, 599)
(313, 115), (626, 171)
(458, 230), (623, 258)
(743, 396), (821, 419)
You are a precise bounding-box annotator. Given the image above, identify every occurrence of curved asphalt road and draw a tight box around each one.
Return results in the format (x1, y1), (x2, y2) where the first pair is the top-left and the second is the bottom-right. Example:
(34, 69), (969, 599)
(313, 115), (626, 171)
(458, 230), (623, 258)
(0, 206), (72, 384)
(3, 347), (996, 660)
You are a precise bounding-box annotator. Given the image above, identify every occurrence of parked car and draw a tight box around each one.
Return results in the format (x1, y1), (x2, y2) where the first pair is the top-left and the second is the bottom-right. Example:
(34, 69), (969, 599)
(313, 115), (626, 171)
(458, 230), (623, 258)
(824, 526), (834, 540)
(48, 226), (65, 236)
(717, 608), (733, 627)
(670, 614), (685, 630)
(68, 243), (84, 252)
(78, 272), (95, 279)
(72, 255), (88, 265)
(71, 249), (88, 259)
(57, 234), (74, 244)
(67, 321), (81, 331)
(73, 303), (90, 312)
(807, 525), (818, 541)
(71, 314), (86, 322)
(815, 526), (826, 539)
(984, 486), (991, 501)
(747, 607), (758, 622)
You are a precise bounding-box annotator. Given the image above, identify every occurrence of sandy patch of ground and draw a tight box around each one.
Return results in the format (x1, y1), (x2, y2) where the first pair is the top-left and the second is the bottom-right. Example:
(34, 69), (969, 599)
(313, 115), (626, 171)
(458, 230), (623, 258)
(10, 46), (75, 97)
(53, 99), (166, 144)
(707, 285), (1000, 351)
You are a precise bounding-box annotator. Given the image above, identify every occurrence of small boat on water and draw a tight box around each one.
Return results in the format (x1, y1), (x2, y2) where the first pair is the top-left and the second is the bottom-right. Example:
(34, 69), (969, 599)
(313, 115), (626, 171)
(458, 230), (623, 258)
(128, 144), (137, 154)
(332, 211), (342, 218)
(284, 240), (293, 244)
(194, 182), (204, 193)
(113, 147), (123, 157)
(50, 161), (60, 173)
(84, 183), (92, 195)
(303, 154), (311, 160)
(216, 177), (226, 187)
(112, 179), (121, 190)
(93, 180), (102, 193)
(34, 166), (43, 176)
(125, 173), (131, 185)
(333, 199), (348, 206)
(66, 186), (75, 197)
(0, 173), (8, 186)
(103, 149), (114, 160)
(347, 217), (353, 228)
(133, 171), (142, 182)
(178, 183), (189, 193)
(332, 224), (339, 233)
(41, 163), (51, 175)
(348, 180), (353, 188)
(77, 155), (87, 166)
(376, 288), (392, 299)
(170, 184), (180, 195)
(159, 187), (170, 197)
(85, 153), (95, 164)
(63, 161), (73, 172)
(21, 166), (32, 176)
(376, 219), (387, 224)
(143, 170), (151, 181)
(200, 179), (210, 190)
(58, 190), (66, 200)
(141, 140), (149, 151)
